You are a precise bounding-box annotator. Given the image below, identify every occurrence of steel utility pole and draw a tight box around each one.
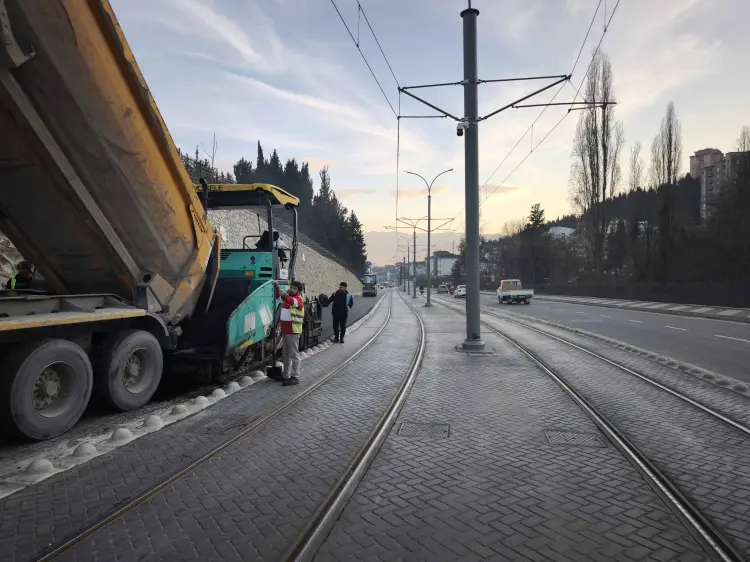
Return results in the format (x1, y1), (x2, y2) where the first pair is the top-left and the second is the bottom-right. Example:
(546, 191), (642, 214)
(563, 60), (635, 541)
(460, 4), (483, 349)
(404, 169), (454, 307)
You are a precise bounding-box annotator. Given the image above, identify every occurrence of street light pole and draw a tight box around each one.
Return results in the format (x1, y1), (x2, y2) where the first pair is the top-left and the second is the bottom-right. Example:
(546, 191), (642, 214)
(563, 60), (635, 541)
(404, 168), (453, 307)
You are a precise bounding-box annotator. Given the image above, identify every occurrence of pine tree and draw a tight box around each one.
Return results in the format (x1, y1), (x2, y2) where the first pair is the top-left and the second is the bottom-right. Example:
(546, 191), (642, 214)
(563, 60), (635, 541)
(234, 157), (253, 184)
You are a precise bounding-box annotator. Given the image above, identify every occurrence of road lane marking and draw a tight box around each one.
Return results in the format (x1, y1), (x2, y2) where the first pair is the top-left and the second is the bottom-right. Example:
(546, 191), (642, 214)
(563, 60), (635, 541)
(715, 334), (750, 343)
(628, 320), (644, 324)
(576, 312), (586, 315)
(665, 326), (688, 331)
(600, 315), (611, 318)
(554, 309), (565, 312)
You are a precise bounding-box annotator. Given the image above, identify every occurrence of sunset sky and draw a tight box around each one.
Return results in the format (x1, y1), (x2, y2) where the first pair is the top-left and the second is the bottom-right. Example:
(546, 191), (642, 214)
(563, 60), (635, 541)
(112, 0), (749, 265)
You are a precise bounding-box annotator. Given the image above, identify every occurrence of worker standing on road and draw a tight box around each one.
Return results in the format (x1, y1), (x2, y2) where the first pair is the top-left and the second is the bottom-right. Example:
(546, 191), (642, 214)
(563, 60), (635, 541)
(5, 261), (34, 290)
(329, 282), (354, 343)
(273, 280), (305, 386)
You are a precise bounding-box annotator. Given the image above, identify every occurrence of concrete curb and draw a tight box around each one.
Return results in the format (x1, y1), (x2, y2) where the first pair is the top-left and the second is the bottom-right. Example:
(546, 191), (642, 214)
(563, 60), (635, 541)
(480, 290), (750, 324)
(535, 295), (750, 324)
(0, 291), (390, 501)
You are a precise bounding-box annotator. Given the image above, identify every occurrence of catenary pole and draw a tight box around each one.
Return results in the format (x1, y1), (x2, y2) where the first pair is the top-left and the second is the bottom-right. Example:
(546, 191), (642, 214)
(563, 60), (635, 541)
(460, 3), (484, 350)
(412, 227), (417, 298)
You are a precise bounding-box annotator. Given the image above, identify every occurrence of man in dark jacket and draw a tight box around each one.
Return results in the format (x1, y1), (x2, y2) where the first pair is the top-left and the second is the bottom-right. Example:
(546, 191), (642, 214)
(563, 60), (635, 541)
(329, 282), (354, 343)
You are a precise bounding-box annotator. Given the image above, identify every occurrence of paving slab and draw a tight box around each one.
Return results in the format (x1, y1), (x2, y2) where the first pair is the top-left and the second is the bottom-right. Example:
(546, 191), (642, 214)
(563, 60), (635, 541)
(53, 295), (422, 561)
(0, 294), (393, 562)
(315, 303), (706, 561)
(481, 313), (750, 557)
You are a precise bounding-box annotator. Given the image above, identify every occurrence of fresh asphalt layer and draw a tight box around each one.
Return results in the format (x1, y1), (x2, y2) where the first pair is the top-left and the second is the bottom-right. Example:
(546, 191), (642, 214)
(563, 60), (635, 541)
(439, 293), (750, 382)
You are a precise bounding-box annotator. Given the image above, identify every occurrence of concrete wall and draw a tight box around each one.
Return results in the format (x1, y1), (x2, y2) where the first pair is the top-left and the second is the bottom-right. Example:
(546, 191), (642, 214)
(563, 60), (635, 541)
(208, 209), (363, 297)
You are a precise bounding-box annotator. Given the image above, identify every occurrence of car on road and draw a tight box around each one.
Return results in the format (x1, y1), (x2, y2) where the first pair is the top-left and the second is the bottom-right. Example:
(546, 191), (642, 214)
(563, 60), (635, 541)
(454, 285), (466, 298)
(437, 284), (449, 294)
(497, 278), (533, 304)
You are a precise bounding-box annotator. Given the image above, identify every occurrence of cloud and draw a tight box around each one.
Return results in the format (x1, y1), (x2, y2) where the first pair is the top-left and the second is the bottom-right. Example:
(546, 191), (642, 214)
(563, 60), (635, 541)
(393, 185), (452, 198)
(336, 188), (379, 197)
(303, 157), (338, 169)
(483, 184), (525, 197)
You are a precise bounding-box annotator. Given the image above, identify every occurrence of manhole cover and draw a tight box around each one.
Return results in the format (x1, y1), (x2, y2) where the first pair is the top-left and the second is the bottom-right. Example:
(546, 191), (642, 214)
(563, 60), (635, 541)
(544, 430), (605, 447)
(397, 423), (450, 438)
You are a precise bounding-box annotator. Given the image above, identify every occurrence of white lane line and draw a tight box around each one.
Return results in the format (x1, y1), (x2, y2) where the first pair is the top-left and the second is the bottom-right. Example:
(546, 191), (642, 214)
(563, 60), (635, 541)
(575, 312), (586, 315)
(628, 320), (644, 324)
(554, 309), (565, 312)
(600, 315), (612, 318)
(665, 326), (688, 331)
(715, 334), (750, 344)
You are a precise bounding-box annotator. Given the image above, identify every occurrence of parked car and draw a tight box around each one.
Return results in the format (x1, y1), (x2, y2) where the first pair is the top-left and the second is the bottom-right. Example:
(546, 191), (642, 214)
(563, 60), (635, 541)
(496, 279), (533, 304)
(454, 285), (466, 298)
(437, 284), (449, 294)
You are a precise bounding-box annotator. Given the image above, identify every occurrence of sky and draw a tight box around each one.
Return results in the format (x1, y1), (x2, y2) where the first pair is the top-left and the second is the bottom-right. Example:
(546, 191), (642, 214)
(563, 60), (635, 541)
(112, 0), (750, 266)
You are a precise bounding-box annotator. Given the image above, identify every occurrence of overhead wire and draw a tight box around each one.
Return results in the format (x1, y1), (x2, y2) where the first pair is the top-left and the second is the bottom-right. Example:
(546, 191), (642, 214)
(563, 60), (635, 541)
(328, 0), (398, 117)
(454, 0), (615, 231)
(328, 0), (403, 258)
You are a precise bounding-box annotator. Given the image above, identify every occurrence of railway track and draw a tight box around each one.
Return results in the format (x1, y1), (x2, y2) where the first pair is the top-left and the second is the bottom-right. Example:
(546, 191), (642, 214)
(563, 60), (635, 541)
(434, 295), (749, 562)
(35, 290), (426, 562)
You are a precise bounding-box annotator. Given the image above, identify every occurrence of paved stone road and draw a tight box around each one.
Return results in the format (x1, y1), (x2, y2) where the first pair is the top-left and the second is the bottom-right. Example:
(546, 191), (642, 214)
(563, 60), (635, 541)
(54, 294), (422, 561)
(0, 293), (394, 562)
(480, 312), (750, 558)
(315, 300), (706, 561)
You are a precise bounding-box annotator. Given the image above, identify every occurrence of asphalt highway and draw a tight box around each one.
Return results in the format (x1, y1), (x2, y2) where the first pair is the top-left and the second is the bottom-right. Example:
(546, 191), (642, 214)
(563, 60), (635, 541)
(434, 292), (750, 382)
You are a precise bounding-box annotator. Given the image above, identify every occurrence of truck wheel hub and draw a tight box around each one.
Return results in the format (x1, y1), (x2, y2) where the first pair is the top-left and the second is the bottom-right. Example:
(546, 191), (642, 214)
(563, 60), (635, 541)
(33, 369), (61, 410)
(123, 355), (142, 388)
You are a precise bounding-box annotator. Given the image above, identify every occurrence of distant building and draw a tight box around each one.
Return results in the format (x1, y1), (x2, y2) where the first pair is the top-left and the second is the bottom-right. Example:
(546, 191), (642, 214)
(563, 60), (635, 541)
(690, 148), (724, 179)
(700, 150), (749, 221)
(548, 226), (575, 238)
(430, 250), (459, 278)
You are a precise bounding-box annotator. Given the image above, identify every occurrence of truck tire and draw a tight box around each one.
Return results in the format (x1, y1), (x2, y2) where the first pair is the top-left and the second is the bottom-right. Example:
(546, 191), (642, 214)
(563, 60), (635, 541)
(92, 330), (163, 411)
(524, 298), (531, 305)
(0, 339), (93, 441)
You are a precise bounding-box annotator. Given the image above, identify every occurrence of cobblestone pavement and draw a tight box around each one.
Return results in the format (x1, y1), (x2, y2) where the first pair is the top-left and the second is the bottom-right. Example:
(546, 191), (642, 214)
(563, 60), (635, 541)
(478, 305), (750, 429)
(54, 295), (421, 561)
(315, 302), (706, 562)
(0, 294), (393, 562)
(478, 312), (750, 557)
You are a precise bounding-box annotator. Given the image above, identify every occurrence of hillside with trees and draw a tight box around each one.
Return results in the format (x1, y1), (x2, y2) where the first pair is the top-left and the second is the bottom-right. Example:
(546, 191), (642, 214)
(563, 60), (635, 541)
(179, 142), (368, 277)
(452, 50), (750, 306)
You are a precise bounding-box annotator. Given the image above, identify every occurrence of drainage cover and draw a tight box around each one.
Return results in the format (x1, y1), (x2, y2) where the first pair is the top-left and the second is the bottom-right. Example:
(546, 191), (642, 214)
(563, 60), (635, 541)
(544, 430), (605, 447)
(397, 423), (450, 438)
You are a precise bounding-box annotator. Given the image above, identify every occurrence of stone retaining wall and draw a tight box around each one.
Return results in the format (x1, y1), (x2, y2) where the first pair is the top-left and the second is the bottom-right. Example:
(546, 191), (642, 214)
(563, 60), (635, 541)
(208, 210), (363, 297)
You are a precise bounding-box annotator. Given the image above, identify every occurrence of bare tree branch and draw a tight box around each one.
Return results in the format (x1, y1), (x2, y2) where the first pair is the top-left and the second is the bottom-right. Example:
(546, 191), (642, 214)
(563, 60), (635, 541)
(628, 141), (644, 192)
(650, 102), (682, 187)
(567, 50), (623, 277)
(738, 125), (750, 152)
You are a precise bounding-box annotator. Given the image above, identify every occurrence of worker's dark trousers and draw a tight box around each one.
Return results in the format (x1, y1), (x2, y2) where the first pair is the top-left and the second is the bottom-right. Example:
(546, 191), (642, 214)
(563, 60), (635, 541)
(333, 313), (348, 340)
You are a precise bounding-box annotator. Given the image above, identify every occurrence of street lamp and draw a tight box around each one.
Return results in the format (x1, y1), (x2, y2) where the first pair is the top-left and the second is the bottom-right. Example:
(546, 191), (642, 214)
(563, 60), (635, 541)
(404, 169), (453, 307)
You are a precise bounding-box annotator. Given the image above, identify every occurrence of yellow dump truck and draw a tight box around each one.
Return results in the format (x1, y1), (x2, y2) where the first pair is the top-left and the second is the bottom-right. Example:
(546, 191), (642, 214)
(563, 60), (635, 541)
(0, 0), (320, 440)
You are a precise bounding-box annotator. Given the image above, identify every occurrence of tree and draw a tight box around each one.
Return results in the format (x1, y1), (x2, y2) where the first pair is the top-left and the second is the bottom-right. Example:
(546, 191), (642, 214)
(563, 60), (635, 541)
(568, 50), (624, 277)
(233, 157), (253, 184)
(738, 125), (750, 152)
(650, 101), (682, 188)
(628, 141), (644, 192)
